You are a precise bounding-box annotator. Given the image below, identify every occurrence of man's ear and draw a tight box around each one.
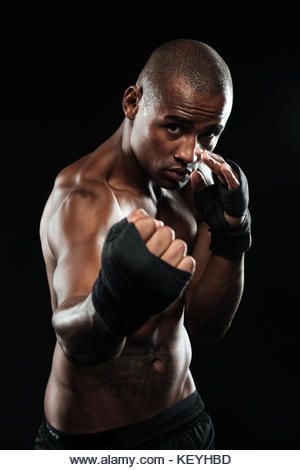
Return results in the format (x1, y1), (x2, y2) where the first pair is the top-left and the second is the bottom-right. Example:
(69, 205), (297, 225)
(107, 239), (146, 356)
(122, 86), (143, 120)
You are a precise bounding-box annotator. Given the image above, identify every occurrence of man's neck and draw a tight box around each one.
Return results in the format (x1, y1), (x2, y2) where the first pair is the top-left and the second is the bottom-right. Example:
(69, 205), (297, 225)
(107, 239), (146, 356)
(108, 121), (159, 199)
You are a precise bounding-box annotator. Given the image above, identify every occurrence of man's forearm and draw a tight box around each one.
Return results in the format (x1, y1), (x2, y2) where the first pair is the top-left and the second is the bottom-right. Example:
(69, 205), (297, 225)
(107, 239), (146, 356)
(185, 255), (244, 343)
(52, 294), (126, 366)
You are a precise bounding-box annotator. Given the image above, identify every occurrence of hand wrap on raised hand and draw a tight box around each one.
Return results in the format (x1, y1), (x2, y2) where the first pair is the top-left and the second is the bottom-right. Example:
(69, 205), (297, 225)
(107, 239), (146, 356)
(194, 159), (252, 259)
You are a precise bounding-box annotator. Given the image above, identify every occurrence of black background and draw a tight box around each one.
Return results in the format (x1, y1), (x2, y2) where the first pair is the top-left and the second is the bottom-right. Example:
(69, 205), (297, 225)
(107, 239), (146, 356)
(1, 5), (299, 449)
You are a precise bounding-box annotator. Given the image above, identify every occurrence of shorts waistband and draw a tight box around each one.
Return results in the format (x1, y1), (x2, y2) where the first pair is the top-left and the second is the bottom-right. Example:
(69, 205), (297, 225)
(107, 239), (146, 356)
(44, 390), (205, 449)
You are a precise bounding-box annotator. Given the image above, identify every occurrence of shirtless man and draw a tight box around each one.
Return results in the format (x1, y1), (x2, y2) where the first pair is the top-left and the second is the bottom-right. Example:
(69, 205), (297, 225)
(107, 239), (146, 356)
(35, 39), (251, 450)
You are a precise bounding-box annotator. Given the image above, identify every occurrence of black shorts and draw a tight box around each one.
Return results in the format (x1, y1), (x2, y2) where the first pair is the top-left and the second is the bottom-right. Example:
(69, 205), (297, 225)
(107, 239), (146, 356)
(34, 390), (214, 450)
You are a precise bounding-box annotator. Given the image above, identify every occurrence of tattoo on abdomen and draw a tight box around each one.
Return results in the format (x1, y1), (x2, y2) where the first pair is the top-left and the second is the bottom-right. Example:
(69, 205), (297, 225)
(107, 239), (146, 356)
(96, 350), (178, 398)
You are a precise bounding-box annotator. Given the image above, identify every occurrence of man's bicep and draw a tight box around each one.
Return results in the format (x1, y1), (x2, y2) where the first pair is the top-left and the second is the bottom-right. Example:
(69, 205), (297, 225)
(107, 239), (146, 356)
(52, 241), (103, 308)
(47, 185), (121, 308)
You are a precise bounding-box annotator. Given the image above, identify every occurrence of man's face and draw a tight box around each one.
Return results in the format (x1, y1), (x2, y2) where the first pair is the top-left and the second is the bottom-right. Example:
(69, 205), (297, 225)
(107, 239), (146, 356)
(129, 77), (232, 190)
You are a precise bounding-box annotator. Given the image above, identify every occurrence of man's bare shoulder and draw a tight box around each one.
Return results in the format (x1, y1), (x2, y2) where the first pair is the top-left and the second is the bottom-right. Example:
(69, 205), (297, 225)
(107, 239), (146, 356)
(40, 151), (121, 247)
(55, 150), (110, 191)
(44, 150), (113, 209)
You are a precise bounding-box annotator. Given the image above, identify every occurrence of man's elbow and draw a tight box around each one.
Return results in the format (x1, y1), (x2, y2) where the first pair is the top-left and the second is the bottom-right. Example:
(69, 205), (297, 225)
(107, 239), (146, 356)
(186, 320), (231, 345)
(56, 338), (123, 367)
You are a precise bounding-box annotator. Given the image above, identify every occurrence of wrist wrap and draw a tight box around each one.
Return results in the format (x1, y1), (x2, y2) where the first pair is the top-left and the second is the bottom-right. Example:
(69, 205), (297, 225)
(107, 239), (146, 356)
(209, 209), (252, 259)
(92, 218), (191, 336)
(194, 159), (252, 259)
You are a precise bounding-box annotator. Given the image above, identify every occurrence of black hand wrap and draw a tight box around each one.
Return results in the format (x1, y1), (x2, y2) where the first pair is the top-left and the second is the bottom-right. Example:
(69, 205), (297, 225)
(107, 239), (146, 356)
(91, 218), (192, 337)
(194, 159), (252, 259)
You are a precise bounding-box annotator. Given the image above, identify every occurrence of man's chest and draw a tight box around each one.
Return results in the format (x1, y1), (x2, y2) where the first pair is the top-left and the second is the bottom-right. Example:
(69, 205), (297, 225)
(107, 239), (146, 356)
(113, 188), (199, 253)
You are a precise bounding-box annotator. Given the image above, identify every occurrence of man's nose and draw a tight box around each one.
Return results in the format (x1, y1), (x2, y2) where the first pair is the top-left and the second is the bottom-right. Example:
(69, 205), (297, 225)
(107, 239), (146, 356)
(174, 138), (198, 164)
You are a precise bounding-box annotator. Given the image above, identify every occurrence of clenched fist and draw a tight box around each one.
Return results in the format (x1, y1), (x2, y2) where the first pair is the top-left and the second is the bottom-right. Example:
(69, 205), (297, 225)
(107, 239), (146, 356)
(92, 209), (195, 337)
(128, 208), (195, 274)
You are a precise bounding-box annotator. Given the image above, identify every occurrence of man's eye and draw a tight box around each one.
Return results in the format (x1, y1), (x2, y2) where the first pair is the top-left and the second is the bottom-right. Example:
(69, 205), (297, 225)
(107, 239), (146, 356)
(167, 124), (182, 134)
(202, 132), (215, 139)
(197, 133), (216, 146)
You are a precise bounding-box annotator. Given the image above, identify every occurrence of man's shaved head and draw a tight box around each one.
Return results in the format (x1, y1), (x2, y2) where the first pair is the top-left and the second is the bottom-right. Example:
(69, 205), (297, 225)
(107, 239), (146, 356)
(137, 39), (233, 105)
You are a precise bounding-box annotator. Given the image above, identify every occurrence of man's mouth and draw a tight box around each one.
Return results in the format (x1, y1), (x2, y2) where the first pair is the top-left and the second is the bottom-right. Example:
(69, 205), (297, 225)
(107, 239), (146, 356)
(168, 167), (191, 176)
(163, 167), (191, 181)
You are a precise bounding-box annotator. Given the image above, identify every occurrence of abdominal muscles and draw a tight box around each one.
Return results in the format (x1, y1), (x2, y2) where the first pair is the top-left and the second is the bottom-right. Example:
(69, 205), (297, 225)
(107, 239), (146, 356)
(45, 310), (195, 433)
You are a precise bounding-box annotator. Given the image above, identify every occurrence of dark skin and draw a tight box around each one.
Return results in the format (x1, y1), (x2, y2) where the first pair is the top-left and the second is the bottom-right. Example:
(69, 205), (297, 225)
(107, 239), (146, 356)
(40, 76), (244, 433)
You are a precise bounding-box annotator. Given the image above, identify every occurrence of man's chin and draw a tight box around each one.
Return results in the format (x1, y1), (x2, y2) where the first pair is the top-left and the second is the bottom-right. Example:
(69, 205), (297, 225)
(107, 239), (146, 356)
(159, 179), (189, 190)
